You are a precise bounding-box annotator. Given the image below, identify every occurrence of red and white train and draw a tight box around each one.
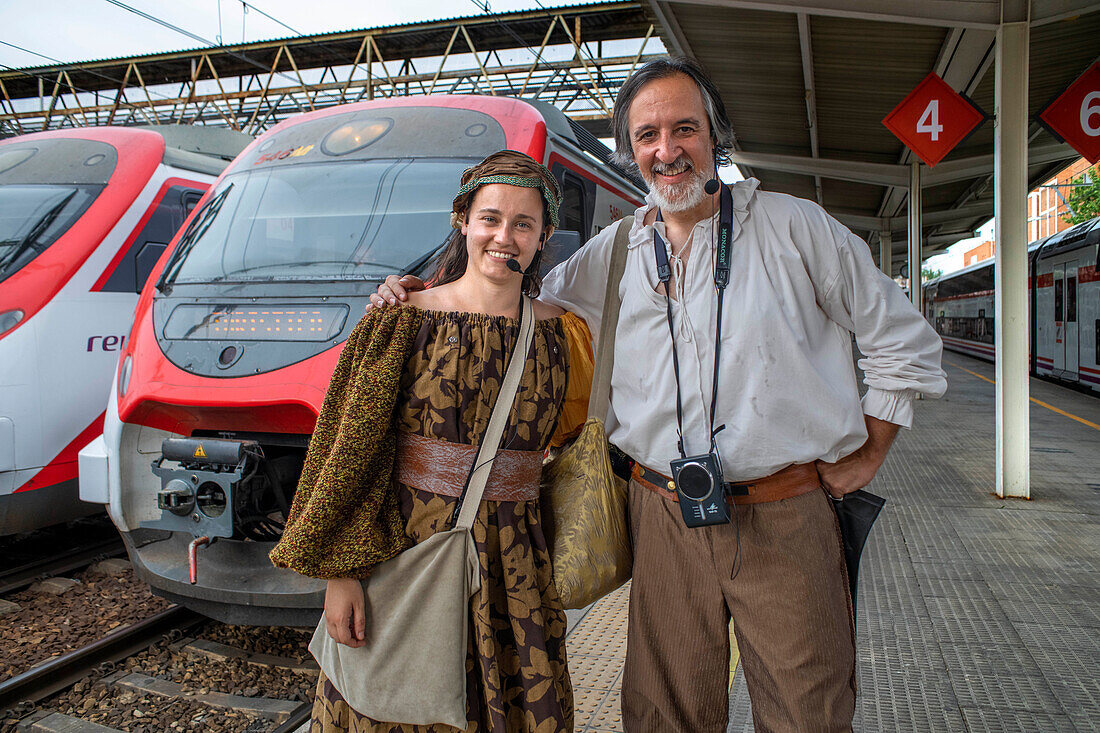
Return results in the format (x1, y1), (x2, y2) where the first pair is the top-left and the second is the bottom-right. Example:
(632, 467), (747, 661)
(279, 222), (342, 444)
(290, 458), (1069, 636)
(923, 215), (1100, 393)
(79, 96), (644, 624)
(0, 126), (248, 535)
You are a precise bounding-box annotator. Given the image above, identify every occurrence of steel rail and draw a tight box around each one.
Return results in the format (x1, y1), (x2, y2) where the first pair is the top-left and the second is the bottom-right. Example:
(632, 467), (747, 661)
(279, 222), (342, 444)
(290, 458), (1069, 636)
(271, 702), (312, 733)
(0, 606), (204, 712)
(0, 537), (127, 596)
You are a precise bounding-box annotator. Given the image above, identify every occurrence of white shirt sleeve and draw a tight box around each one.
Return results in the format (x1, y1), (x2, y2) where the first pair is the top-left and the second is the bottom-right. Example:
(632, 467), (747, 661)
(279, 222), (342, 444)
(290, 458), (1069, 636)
(539, 223), (618, 342)
(790, 200), (947, 429)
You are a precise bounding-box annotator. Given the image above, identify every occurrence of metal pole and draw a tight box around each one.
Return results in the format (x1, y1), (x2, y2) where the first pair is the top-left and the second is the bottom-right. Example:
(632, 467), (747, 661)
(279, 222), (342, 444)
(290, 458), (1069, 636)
(907, 161), (922, 314)
(994, 15), (1030, 499)
(879, 229), (892, 278)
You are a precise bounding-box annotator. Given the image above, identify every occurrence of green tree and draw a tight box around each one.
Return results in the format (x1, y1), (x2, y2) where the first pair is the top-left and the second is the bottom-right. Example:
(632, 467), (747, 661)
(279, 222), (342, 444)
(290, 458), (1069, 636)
(1062, 165), (1100, 225)
(921, 267), (942, 281)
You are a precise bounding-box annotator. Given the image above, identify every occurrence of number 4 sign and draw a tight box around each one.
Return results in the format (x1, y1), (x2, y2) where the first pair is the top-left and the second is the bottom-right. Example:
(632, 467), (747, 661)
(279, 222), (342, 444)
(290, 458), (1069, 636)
(882, 72), (987, 167)
(1039, 62), (1100, 164)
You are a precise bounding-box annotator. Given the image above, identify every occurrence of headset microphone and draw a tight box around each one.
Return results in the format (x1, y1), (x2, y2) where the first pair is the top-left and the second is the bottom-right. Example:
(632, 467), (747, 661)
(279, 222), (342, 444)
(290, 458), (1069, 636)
(704, 148), (721, 195)
(505, 258), (523, 273)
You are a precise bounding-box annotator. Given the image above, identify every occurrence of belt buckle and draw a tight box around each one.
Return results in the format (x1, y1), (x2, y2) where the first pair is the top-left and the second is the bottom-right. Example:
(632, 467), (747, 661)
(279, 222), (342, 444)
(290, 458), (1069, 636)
(727, 482), (751, 497)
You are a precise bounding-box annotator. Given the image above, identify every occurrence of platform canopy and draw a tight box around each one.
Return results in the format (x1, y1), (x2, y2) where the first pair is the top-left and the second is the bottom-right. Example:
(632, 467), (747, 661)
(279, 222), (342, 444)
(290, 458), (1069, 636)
(643, 0), (1100, 268)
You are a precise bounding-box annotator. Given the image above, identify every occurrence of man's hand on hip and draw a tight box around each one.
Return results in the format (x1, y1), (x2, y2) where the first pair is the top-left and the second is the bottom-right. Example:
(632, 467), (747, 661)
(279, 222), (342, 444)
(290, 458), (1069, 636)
(367, 274), (425, 311)
(815, 415), (900, 499)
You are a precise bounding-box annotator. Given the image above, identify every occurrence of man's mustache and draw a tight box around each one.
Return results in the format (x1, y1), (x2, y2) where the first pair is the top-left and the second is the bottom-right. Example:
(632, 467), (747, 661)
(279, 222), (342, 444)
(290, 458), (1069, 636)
(651, 158), (695, 177)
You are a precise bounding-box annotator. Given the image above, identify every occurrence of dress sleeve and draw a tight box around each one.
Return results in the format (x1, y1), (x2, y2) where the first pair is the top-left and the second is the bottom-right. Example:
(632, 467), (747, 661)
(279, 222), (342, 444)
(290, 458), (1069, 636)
(269, 307), (422, 579)
(549, 312), (594, 447)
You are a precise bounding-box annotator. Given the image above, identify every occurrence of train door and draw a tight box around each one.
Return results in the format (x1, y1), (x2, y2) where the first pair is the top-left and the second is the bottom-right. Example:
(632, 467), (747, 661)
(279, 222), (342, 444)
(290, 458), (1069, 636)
(1052, 261), (1079, 379)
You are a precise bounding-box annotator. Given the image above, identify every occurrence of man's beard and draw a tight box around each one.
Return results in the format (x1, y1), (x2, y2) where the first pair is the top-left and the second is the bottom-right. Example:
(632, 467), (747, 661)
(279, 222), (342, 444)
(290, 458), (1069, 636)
(644, 157), (709, 213)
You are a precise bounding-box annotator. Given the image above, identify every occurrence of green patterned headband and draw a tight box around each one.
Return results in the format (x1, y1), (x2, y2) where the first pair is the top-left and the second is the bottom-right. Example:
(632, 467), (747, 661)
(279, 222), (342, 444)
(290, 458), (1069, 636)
(454, 174), (561, 228)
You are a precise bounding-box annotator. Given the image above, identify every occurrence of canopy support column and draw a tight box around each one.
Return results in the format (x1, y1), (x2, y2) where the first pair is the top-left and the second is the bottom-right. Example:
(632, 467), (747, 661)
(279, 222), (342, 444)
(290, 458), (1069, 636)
(907, 162), (922, 314)
(879, 230), (892, 277)
(994, 11), (1030, 499)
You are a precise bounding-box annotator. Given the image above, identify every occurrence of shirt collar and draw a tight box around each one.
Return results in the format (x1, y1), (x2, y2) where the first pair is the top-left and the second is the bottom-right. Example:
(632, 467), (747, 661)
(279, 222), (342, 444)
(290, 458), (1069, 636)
(628, 177), (761, 249)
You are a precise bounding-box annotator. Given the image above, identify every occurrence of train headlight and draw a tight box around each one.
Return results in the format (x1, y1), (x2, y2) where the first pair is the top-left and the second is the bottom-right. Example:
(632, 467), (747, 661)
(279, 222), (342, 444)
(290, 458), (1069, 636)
(118, 354), (133, 397)
(321, 118), (393, 156)
(163, 304), (349, 342)
(0, 309), (24, 336)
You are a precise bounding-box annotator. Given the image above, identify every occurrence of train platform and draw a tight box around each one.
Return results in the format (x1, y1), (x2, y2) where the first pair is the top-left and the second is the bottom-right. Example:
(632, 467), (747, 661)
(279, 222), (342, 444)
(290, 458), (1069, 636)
(562, 350), (1100, 732)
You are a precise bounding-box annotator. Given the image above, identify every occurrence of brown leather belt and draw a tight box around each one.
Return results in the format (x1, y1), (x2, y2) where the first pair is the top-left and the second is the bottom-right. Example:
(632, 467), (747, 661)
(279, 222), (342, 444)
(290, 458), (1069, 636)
(630, 461), (821, 505)
(394, 431), (542, 502)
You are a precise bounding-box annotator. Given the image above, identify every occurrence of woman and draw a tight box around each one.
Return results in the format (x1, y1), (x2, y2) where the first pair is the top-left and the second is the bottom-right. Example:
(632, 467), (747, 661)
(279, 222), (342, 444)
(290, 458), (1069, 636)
(270, 150), (593, 732)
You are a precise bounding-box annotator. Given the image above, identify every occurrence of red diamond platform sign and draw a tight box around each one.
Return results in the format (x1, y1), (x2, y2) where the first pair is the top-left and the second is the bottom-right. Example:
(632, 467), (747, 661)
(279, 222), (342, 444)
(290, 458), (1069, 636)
(882, 72), (987, 167)
(1039, 62), (1100, 164)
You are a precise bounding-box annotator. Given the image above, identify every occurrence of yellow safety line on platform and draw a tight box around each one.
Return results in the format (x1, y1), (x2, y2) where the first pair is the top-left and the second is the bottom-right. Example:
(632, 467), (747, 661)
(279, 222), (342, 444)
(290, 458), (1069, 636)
(943, 359), (1100, 432)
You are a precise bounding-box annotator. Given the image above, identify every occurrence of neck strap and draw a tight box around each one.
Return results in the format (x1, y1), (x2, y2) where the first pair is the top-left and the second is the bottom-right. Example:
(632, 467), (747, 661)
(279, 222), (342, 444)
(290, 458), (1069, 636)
(652, 184), (733, 457)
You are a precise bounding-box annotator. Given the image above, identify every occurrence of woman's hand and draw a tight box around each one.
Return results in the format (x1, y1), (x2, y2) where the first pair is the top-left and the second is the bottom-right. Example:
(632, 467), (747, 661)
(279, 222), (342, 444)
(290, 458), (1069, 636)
(325, 578), (367, 647)
(367, 275), (425, 310)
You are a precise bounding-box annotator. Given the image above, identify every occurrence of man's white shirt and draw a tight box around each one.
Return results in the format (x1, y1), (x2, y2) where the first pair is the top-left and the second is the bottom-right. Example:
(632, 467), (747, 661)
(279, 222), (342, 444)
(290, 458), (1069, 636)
(540, 178), (947, 481)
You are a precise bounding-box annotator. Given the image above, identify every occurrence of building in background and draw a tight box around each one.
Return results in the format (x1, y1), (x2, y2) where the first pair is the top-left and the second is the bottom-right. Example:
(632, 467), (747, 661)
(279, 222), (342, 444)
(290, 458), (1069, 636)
(963, 240), (995, 267)
(1027, 157), (1093, 242)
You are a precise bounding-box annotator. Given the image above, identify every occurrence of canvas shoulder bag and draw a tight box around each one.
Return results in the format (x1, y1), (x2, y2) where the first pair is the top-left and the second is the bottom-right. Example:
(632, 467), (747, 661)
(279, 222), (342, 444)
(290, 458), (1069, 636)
(309, 296), (536, 728)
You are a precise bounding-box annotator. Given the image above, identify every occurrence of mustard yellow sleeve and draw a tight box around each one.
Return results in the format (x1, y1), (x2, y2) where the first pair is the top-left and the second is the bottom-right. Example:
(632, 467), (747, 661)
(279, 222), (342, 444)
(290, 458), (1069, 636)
(269, 307), (422, 579)
(549, 311), (594, 447)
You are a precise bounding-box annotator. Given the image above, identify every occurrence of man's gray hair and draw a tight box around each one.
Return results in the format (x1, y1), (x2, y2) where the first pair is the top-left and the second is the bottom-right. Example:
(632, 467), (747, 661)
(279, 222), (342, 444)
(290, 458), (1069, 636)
(610, 56), (735, 170)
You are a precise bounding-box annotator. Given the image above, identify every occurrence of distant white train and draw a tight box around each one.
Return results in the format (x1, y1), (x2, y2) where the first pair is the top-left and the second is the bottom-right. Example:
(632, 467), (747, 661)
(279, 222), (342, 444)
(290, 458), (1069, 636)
(0, 126), (249, 535)
(923, 216), (1100, 393)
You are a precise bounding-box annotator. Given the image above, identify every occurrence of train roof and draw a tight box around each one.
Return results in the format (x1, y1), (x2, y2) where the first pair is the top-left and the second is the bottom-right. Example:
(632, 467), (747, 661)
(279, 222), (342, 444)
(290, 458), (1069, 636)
(1035, 216), (1100, 261)
(924, 215), (1099, 288)
(228, 95), (645, 193)
(0, 126), (251, 177)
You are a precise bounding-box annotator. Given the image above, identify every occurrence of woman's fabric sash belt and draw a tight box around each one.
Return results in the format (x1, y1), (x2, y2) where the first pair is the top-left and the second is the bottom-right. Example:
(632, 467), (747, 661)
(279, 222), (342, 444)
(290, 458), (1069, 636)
(395, 431), (543, 502)
(631, 460), (820, 505)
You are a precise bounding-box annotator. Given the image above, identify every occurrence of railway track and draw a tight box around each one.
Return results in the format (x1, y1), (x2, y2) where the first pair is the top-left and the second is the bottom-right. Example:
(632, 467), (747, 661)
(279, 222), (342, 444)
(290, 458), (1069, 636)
(0, 606), (202, 712)
(0, 537), (126, 596)
(2, 605), (317, 733)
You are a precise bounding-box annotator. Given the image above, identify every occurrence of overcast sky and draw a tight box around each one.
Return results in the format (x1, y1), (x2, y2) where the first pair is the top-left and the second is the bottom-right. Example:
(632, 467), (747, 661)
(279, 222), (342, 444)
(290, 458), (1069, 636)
(0, 0), (598, 68)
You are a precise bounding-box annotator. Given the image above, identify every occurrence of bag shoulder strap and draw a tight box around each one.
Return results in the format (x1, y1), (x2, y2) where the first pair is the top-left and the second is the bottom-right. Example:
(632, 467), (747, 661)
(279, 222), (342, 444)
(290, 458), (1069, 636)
(455, 296), (535, 530)
(587, 216), (633, 420)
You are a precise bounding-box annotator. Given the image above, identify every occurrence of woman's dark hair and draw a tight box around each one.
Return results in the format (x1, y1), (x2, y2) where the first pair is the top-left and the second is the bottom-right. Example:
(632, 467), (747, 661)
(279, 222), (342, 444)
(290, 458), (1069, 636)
(610, 56), (735, 170)
(427, 150), (560, 299)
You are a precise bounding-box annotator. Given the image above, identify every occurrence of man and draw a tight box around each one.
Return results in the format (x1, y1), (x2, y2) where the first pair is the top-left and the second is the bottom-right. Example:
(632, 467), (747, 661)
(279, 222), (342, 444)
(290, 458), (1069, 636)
(373, 57), (946, 732)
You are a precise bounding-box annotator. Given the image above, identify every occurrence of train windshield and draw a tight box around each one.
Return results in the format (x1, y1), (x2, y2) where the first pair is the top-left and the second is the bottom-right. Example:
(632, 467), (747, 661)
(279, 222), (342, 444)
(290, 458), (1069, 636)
(0, 184), (102, 283)
(166, 158), (476, 285)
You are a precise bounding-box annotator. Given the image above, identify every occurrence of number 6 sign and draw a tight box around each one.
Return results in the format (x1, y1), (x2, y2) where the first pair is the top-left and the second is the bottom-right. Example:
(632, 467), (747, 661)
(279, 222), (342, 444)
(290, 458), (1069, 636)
(882, 72), (987, 167)
(1039, 62), (1100, 164)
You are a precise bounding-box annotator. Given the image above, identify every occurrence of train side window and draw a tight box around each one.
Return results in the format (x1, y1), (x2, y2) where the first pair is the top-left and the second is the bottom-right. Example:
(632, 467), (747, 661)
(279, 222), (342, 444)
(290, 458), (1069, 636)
(1096, 319), (1099, 365)
(559, 177), (586, 235)
(1066, 272), (1076, 322)
(1054, 277), (1063, 321)
(100, 185), (204, 293)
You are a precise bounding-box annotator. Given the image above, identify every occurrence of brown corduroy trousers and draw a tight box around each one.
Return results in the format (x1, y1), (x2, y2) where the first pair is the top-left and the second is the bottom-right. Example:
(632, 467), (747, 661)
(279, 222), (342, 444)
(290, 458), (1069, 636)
(621, 479), (857, 733)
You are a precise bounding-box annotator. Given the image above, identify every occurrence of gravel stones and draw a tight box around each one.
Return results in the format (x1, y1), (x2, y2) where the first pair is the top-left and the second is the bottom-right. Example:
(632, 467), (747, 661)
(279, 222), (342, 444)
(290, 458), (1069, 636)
(0, 567), (171, 682)
(0, 599), (20, 617)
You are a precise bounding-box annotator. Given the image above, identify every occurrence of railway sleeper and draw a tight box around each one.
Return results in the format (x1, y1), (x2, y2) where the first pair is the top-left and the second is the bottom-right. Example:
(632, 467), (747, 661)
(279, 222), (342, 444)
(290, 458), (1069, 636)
(15, 711), (124, 733)
(175, 638), (318, 676)
(102, 670), (300, 723)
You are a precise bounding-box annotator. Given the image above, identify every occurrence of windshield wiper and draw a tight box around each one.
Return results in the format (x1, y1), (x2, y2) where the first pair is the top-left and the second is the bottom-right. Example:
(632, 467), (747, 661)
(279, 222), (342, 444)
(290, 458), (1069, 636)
(0, 190), (78, 277)
(199, 260), (404, 284)
(155, 183), (234, 294)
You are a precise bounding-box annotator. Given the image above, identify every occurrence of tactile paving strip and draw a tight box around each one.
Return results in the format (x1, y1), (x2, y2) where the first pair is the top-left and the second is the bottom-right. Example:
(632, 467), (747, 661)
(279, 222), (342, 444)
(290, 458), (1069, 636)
(566, 583), (630, 732)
